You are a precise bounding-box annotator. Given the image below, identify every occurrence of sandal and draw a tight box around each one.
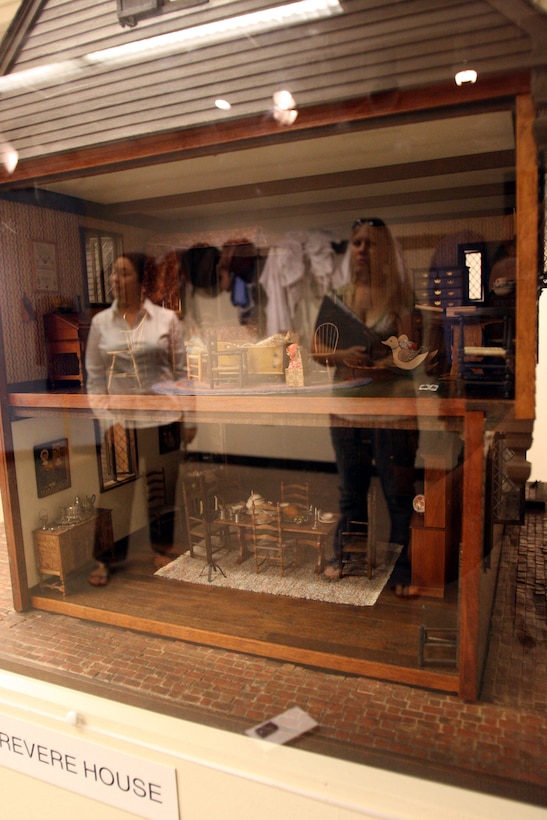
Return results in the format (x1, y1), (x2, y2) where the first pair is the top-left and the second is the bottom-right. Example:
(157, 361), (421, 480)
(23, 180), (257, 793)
(88, 562), (109, 587)
(153, 553), (175, 569)
(152, 546), (180, 559)
(394, 583), (419, 598)
(323, 564), (341, 581)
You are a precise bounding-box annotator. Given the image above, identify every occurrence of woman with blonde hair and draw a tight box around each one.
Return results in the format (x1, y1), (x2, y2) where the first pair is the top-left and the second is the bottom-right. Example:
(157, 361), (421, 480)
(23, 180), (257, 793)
(324, 217), (415, 376)
(319, 218), (418, 593)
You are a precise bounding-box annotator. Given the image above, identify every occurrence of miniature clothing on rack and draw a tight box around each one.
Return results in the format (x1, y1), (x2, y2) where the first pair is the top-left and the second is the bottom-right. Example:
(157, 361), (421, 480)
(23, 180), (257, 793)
(305, 230), (339, 292)
(260, 237), (305, 336)
(85, 297), (185, 396)
(260, 230), (343, 338)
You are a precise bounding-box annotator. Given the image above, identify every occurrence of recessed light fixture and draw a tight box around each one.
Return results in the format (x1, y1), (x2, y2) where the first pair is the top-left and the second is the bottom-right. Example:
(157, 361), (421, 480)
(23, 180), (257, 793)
(455, 67), (478, 86)
(215, 99), (232, 111)
(0, 0), (343, 93)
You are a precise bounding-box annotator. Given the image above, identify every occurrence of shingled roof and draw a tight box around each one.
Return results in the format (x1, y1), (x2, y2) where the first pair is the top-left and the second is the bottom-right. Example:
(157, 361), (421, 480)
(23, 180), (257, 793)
(0, 0), (546, 165)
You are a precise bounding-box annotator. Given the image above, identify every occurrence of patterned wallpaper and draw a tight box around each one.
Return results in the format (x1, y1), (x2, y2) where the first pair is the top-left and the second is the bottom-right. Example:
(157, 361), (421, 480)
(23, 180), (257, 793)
(0, 199), (143, 384)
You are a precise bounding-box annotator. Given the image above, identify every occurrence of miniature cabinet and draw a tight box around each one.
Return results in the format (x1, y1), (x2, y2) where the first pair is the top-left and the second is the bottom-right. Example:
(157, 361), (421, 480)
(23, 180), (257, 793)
(33, 508), (113, 594)
(410, 447), (462, 598)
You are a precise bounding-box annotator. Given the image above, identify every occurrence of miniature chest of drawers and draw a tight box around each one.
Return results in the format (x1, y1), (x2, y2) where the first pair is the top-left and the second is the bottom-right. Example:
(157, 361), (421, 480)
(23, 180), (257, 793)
(33, 508), (114, 595)
(414, 267), (465, 309)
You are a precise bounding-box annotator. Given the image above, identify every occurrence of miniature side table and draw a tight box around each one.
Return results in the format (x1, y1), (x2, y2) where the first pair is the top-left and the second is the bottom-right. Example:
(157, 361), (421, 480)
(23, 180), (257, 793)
(33, 508), (114, 595)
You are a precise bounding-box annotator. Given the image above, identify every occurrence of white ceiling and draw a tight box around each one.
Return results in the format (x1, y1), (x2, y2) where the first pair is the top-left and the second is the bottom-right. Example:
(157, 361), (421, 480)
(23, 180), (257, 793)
(42, 108), (516, 235)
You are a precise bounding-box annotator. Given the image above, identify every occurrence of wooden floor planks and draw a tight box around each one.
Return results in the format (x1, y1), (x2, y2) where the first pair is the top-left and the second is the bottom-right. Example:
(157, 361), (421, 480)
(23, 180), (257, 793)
(30, 547), (459, 693)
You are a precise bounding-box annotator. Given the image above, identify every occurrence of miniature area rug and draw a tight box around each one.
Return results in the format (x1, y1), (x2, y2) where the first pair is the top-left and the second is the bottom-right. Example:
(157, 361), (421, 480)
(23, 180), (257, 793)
(155, 543), (401, 607)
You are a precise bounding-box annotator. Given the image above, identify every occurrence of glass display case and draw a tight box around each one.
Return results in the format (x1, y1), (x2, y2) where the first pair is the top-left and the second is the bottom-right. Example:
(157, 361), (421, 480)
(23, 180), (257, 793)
(0, 89), (539, 702)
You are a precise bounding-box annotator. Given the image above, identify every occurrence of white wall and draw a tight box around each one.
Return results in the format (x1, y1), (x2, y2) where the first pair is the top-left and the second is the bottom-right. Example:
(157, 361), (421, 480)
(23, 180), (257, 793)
(10, 417), (151, 587)
(528, 290), (546, 480)
(189, 422), (336, 463)
(0, 669), (543, 820)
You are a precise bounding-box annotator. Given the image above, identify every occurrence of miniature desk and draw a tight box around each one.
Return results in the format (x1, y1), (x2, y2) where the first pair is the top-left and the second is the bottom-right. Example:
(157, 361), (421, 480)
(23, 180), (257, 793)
(43, 312), (90, 387)
(33, 508), (114, 595)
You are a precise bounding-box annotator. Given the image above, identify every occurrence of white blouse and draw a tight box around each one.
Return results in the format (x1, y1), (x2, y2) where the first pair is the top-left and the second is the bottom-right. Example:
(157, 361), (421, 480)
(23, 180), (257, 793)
(85, 298), (185, 396)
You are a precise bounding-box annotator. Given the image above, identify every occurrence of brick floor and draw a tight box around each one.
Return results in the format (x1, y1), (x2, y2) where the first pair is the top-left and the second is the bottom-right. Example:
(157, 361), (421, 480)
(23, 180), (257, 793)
(0, 513), (546, 806)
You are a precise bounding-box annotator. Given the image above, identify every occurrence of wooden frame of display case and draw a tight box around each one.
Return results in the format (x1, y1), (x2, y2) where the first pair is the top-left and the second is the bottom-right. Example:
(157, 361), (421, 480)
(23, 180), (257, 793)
(0, 389), (500, 698)
(0, 82), (539, 701)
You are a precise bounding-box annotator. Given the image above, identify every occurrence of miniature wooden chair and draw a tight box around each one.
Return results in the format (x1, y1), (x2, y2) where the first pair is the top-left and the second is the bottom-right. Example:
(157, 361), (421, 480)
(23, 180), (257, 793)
(418, 605), (458, 667)
(186, 349), (207, 381)
(280, 480), (310, 511)
(107, 324), (145, 390)
(251, 502), (296, 575)
(207, 331), (246, 388)
(146, 467), (181, 547)
(456, 309), (514, 398)
(336, 483), (377, 579)
(182, 472), (231, 580)
(313, 322), (339, 381)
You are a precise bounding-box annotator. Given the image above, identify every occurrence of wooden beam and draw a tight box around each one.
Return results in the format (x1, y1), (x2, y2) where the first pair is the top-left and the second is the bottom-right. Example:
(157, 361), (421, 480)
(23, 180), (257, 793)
(515, 93), (539, 420)
(0, 73), (530, 190)
(108, 152), (515, 215)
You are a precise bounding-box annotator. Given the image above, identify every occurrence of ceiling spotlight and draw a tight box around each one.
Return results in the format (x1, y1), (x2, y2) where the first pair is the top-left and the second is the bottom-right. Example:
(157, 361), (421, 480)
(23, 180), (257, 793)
(215, 99), (232, 111)
(273, 89), (298, 126)
(273, 89), (295, 111)
(455, 67), (478, 86)
(0, 142), (18, 174)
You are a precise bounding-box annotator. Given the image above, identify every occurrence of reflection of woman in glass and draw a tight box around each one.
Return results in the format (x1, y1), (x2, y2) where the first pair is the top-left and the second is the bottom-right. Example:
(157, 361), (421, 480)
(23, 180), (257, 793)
(318, 219), (418, 594)
(86, 253), (185, 396)
(85, 252), (186, 586)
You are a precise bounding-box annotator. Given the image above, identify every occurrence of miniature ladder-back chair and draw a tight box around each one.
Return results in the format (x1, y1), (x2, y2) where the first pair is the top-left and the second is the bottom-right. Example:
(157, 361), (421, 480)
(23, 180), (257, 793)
(251, 502), (296, 575)
(181, 472), (231, 580)
(313, 322), (339, 381)
(337, 483), (377, 579)
(280, 480), (310, 511)
(107, 318), (146, 391)
(146, 468), (181, 546)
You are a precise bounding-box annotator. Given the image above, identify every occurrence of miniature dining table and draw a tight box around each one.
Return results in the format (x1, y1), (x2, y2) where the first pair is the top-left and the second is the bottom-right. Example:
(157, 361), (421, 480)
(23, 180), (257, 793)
(212, 509), (338, 574)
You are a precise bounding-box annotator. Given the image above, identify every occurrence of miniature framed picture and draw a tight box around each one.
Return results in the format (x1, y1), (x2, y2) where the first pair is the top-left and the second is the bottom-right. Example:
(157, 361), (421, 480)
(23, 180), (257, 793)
(33, 240), (58, 292)
(158, 422), (181, 454)
(34, 438), (71, 498)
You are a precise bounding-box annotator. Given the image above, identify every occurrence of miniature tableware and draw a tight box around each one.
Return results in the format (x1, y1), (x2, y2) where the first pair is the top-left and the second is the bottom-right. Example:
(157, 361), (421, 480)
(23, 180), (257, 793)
(246, 492), (265, 511)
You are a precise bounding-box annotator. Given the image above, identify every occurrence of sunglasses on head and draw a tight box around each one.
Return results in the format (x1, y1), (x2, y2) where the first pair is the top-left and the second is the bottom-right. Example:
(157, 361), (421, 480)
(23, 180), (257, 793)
(351, 217), (386, 230)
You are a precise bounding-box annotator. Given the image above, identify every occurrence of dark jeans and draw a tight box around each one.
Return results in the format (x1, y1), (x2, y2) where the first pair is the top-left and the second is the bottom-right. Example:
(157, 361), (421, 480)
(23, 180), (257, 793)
(329, 424), (418, 563)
